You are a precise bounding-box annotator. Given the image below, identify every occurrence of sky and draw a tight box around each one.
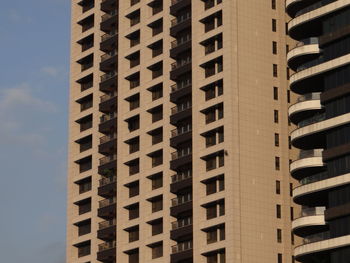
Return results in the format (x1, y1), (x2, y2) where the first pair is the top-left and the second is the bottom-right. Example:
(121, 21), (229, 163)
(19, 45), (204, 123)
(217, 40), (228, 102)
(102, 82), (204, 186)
(0, 0), (70, 262)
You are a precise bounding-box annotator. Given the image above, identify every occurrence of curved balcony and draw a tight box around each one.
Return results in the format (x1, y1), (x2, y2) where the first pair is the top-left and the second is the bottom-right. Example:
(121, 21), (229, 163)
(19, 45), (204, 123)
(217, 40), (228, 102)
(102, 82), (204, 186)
(98, 219), (116, 240)
(100, 10), (118, 32)
(288, 0), (349, 40)
(171, 240), (193, 263)
(98, 197), (116, 219)
(99, 112), (117, 133)
(170, 194), (192, 217)
(171, 217), (193, 241)
(170, 82), (192, 103)
(291, 112), (350, 149)
(98, 154), (117, 174)
(290, 149), (324, 180)
(97, 240), (116, 262)
(99, 92), (117, 113)
(290, 53), (350, 94)
(98, 175), (116, 197)
(288, 93), (322, 124)
(287, 38), (320, 70)
(100, 50), (117, 72)
(292, 207), (326, 237)
(99, 71), (117, 92)
(294, 233), (350, 261)
(286, 0), (321, 17)
(293, 173), (350, 206)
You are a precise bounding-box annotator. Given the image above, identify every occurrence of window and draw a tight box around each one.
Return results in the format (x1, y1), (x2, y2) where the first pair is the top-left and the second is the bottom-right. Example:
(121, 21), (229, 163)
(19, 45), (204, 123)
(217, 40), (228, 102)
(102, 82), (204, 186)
(290, 183), (293, 197)
(127, 181), (139, 198)
(202, 33), (223, 55)
(149, 40), (163, 58)
(272, 0), (276, 9)
(206, 249), (226, 263)
(127, 72), (140, 89)
(204, 151), (225, 171)
(287, 68), (290, 80)
(204, 127), (224, 147)
(76, 219), (91, 236)
(275, 156), (280, 170)
(150, 195), (163, 213)
(127, 51), (140, 68)
(148, 83), (163, 101)
(78, 73), (93, 92)
(148, 19), (163, 36)
(273, 41), (277, 54)
(289, 136), (292, 149)
(276, 180), (281, 195)
(126, 137), (140, 154)
(205, 199), (225, 219)
(127, 248), (139, 263)
(77, 156), (92, 173)
(76, 135), (92, 153)
(77, 54), (93, 72)
(204, 103), (224, 124)
(274, 110), (279, 123)
(149, 172), (163, 190)
(287, 90), (291, 103)
(274, 133), (279, 147)
(79, 14), (94, 32)
(150, 219), (163, 235)
(276, 204), (281, 218)
(149, 150), (163, 167)
(205, 175), (224, 195)
(206, 225), (225, 244)
(150, 242), (163, 259)
(291, 207), (294, 220)
(79, 0), (94, 13)
(77, 94), (93, 112)
(149, 105), (163, 123)
(127, 9), (140, 27)
(202, 79), (223, 101)
(127, 226), (139, 242)
(126, 115), (140, 132)
(273, 64), (278, 77)
(131, 0), (140, 6)
(272, 19), (277, 32)
(202, 56), (223, 78)
(202, 11), (222, 32)
(76, 177), (92, 194)
(278, 253), (283, 263)
(127, 203), (140, 220)
(77, 198), (91, 215)
(127, 30), (140, 47)
(76, 241), (91, 258)
(150, 0), (163, 15)
(277, 229), (282, 243)
(149, 127), (163, 145)
(77, 114), (92, 132)
(149, 62), (163, 79)
(128, 159), (139, 176)
(273, 87), (278, 100)
(126, 94), (140, 111)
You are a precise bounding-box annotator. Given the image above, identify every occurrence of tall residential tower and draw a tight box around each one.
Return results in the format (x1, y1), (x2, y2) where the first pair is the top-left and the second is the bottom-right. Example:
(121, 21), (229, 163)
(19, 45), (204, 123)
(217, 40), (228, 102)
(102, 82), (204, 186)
(67, 0), (298, 262)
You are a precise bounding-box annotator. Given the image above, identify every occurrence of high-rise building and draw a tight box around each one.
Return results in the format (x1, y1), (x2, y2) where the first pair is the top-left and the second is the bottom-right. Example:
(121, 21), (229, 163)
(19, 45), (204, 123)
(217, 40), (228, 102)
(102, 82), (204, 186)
(67, 0), (298, 262)
(287, 0), (350, 262)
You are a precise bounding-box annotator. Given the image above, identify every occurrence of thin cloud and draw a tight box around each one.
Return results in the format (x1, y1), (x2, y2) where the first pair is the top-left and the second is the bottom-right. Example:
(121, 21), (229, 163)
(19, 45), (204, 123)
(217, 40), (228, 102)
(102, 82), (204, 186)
(41, 66), (60, 77)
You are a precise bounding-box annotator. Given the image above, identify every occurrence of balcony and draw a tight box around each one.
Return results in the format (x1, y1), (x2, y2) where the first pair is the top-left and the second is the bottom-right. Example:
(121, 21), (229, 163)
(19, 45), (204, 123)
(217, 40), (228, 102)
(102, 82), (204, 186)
(170, 194), (192, 217)
(292, 207), (326, 237)
(170, 37), (191, 58)
(170, 0), (191, 16)
(170, 103), (192, 125)
(170, 126), (192, 147)
(170, 59), (192, 80)
(97, 240), (116, 262)
(100, 71), (117, 92)
(170, 171), (192, 193)
(100, 50), (117, 72)
(101, 0), (117, 13)
(99, 133), (117, 154)
(170, 81), (192, 103)
(171, 240), (193, 263)
(98, 154), (117, 174)
(171, 217), (193, 241)
(286, 0), (321, 17)
(99, 91), (117, 113)
(98, 175), (116, 197)
(101, 10), (118, 32)
(99, 112), (117, 133)
(170, 13), (191, 37)
(170, 148), (192, 170)
(100, 31), (118, 52)
(98, 197), (116, 218)
(288, 92), (322, 124)
(287, 38), (320, 70)
(98, 219), (116, 240)
(290, 149), (324, 180)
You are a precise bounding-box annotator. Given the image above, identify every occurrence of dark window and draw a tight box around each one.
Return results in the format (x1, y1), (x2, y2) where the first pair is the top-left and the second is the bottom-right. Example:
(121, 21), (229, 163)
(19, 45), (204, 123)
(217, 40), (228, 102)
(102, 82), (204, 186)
(273, 87), (278, 100)
(126, 115), (140, 132)
(205, 151), (224, 171)
(202, 11), (222, 32)
(272, 19), (277, 32)
(150, 218), (163, 235)
(273, 64), (278, 77)
(76, 177), (92, 194)
(127, 181), (140, 198)
(278, 253), (283, 263)
(149, 127), (163, 145)
(203, 56), (223, 78)
(77, 94), (93, 112)
(149, 105), (163, 123)
(76, 135), (92, 153)
(275, 156), (280, 171)
(148, 19), (163, 36)
(77, 156), (92, 173)
(274, 110), (279, 123)
(273, 41), (277, 54)
(79, 0), (94, 13)
(79, 34), (94, 52)
(127, 51), (140, 68)
(150, 195), (163, 213)
(127, 93), (140, 111)
(77, 241), (91, 257)
(149, 62), (163, 79)
(149, 40), (163, 58)
(127, 158), (140, 176)
(150, 0), (163, 15)
(276, 180), (281, 195)
(78, 74), (93, 92)
(290, 207), (294, 220)
(79, 14), (94, 32)
(206, 225), (225, 244)
(127, 226), (139, 242)
(274, 133), (279, 147)
(128, 9), (140, 26)
(126, 136), (140, 154)
(204, 103), (224, 124)
(149, 150), (163, 167)
(150, 242), (163, 259)
(290, 183), (293, 197)
(149, 172), (163, 190)
(287, 90), (291, 103)
(127, 248), (139, 263)
(77, 54), (93, 72)
(277, 229), (282, 243)
(128, 203), (140, 220)
(77, 114), (93, 132)
(148, 83), (163, 101)
(127, 30), (140, 47)
(77, 198), (91, 215)
(131, 0), (140, 6)
(205, 175), (224, 195)
(276, 204), (281, 218)
(202, 79), (223, 101)
(206, 200), (225, 219)
(77, 219), (91, 236)
(272, 0), (276, 9)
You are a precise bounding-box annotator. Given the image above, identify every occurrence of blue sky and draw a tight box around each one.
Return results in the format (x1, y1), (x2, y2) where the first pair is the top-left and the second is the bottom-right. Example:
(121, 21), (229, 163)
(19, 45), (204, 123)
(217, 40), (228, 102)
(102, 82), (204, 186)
(0, 0), (70, 262)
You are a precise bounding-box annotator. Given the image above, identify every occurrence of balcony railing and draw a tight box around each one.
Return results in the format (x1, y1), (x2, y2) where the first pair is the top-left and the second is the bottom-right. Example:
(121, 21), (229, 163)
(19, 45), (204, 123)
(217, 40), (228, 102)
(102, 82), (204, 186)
(295, 0), (336, 17)
(99, 218), (116, 230)
(100, 133), (117, 144)
(101, 10), (117, 22)
(171, 240), (193, 254)
(298, 113), (326, 128)
(171, 36), (191, 49)
(171, 148), (192, 160)
(170, 81), (191, 93)
(98, 240), (116, 252)
(100, 71), (116, 82)
(300, 171), (328, 185)
(171, 170), (192, 183)
(171, 102), (192, 115)
(303, 231), (330, 245)
(100, 112), (117, 123)
(171, 58), (191, 70)
(99, 197), (116, 208)
(99, 154), (117, 166)
(100, 92), (117, 103)
(298, 207), (325, 218)
(99, 176), (116, 187)
(101, 50), (117, 62)
(298, 149), (323, 159)
(171, 13), (191, 27)
(171, 124), (192, 138)
(171, 217), (192, 230)
(297, 92), (321, 103)
(171, 193), (192, 207)
(101, 31), (117, 42)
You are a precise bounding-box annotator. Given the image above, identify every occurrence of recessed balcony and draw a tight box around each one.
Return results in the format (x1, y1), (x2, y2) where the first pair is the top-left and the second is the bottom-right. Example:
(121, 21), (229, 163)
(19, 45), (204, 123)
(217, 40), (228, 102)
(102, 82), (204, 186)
(170, 150), (192, 170)
(100, 50), (117, 72)
(100, 71), (117, 92)
(292, 207), (326, 237)
(100, 31), (118, 52)
(290, 149), (324, 180)
(170, 194), (192, 217)
(170, 103), (192, 125)
(287, 38), (320, 70)
(99, 133), (117, 154)
(99, 92), (117, 113)
(171, 240), (193, 263)
(170, 82), (192, 103)
(170, 37), (191, 58)
(98, 175), (116, 197)
(100, 10), (118, 32)
(99, 112), (117, 133)
(171, 217), (193, 241)
(170, 172), (192, 193)
(97, 240), (116, 262)
(170, 59), (192, 80)
(170, 0), (191, 16)
(101, 0), (117, 13)
(170, 14), (191, 37)
(98, 197), (116, 219)
(288, 93), (323, 124)
(98, 219), (116, 240)
(170, 126), (192, 147)
(98, 154), (117, 174)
